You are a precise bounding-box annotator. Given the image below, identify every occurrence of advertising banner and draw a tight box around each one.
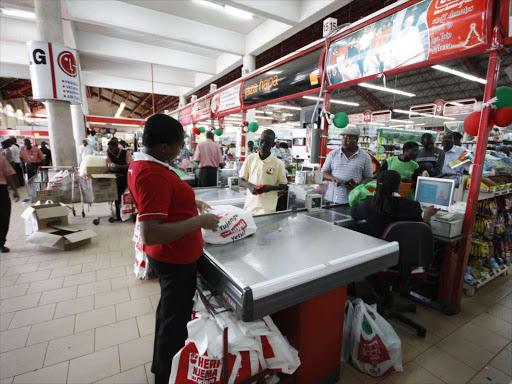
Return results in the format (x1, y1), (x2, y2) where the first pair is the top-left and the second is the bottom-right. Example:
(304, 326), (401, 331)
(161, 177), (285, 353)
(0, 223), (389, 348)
(27, 41), (81, 103)
(327, 0), (489, 87)
(242, 48), (322, 107)
(179, 105), (194, 126)
(192, 96), (211, 123)
(211, 84), (241, 117)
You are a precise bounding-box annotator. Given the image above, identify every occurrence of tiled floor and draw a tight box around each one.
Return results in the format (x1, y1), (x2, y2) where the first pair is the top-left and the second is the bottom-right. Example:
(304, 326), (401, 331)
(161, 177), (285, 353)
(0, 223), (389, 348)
(1, 192), (511, 383)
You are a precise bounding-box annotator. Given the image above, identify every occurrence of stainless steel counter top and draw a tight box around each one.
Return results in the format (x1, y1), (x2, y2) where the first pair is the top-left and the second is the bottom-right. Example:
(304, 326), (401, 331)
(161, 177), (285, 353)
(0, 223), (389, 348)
(194, 187), (246, 207)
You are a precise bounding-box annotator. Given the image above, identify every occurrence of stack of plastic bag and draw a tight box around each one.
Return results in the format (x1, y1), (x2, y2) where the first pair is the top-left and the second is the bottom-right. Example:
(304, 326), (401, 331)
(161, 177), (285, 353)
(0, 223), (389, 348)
(120, 189), (137, 221)
(170, 292), (300, 383)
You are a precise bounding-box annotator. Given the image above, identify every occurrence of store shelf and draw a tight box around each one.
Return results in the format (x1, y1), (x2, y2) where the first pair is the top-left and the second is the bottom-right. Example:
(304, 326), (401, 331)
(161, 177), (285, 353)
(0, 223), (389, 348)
(464, 264), (509, 296)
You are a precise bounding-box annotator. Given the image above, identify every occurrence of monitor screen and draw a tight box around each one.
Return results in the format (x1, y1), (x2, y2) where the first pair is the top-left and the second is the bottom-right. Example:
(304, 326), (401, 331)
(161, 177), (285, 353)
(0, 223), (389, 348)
(415, 177), (455, 208)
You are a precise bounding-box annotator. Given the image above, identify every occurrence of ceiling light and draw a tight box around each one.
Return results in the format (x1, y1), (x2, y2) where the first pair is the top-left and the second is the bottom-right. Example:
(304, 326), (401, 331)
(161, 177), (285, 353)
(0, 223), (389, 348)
(257, 116), (274, 120)
(1, 8), (36, 19)
(193, 0), (224, 11)
(268, 105), (301, 111)
(393, 108), (455, 120)
(282, 113), (294, 117)
(114, 102), (126, 118)
(448, 102), (464, 107)
(414, 123), (426, 126)
(390, 119), (414, 124)
(303, 96), (359, 106)
(255, 111), (266, 114)
(432, 65), (487, 84)
(367, 122), (385, 126)
(225, 5), (253, 19)
(359, 83), (415, 97)
(389, 125), (405, 128)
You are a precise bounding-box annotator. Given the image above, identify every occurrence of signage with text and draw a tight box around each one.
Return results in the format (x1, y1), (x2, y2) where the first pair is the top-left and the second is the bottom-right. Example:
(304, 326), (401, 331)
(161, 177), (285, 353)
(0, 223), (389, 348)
(211, 84), (241, 117)
(27, 41), (81, 103)
(192, 96), (211, 123)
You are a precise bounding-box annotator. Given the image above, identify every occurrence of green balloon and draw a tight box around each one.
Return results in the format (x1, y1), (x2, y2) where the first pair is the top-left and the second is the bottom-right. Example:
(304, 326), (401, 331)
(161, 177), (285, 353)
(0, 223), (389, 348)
(184, 134), (189, 139)
(248, 122), (259, 133)
(198, 126), (206, 133)
(214, 128), (223, 136)
(333, 112), (349, 128)
(496, 87), (512, 109)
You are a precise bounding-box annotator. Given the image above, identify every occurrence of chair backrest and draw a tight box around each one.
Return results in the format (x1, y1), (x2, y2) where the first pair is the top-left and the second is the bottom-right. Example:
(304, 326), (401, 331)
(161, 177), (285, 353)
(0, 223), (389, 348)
(382, 221), (434, 267)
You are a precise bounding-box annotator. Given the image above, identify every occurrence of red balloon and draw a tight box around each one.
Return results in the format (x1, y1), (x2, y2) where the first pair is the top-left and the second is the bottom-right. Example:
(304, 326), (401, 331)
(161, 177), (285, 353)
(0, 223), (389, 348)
(243, 121), (249, 126)
(464, 111), (481, 136)
(493, 107), (512, 127)
(192, 127), (200, 135)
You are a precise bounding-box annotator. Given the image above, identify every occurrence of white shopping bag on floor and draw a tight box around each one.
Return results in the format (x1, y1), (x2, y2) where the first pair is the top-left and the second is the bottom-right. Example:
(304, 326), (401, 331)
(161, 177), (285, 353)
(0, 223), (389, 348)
(341, 300), (354, 363)
(350, 298), (402, 377)
(202, 205), (257, 245)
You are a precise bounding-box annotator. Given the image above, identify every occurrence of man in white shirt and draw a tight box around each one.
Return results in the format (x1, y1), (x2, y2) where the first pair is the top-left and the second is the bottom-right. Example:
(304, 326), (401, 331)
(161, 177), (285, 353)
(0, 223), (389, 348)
(87, 130), (98, 151)
(442, 132), (467, 176)
(8, 138), (23, 186)
(78, 140), (92, 164)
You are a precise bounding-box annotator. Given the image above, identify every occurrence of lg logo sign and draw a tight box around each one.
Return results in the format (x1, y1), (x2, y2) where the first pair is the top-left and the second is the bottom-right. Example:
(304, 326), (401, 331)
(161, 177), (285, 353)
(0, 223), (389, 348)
(33, 48), (46, 65)
(32, 48), (77, 77)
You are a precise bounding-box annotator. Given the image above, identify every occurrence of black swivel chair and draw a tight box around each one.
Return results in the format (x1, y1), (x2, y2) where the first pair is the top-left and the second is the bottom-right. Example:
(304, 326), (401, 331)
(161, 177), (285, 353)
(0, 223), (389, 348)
(375, 221), (435, 337)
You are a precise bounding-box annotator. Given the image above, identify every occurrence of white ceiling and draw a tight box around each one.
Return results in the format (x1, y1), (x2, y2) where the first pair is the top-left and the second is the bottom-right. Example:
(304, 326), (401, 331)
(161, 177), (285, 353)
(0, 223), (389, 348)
(0, 0), (351, 98)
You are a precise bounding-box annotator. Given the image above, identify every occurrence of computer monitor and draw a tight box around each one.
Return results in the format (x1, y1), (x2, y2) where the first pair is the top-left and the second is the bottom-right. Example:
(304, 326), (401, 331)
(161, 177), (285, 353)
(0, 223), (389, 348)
(414, 177), (456, 210)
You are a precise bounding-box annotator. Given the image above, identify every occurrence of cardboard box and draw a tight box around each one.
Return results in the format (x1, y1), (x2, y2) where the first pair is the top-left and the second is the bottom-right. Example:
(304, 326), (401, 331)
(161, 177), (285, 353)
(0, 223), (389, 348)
(83, 166), (109, 176)
(80, 174), (118, 203)
(21, 203), (96, 249)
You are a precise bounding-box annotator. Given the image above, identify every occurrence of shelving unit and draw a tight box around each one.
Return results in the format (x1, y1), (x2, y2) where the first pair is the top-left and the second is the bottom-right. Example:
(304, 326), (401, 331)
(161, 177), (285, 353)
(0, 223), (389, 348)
(464, 264), (509, 296)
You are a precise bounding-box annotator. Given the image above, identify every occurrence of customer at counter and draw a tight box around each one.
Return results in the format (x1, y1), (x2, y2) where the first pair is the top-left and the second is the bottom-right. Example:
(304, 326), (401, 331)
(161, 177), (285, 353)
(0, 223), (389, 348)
(239, 129), (288, 214)
(416, 133), (445, 177)
(377, 141), (421, 182)
(247, 140), (256, 155)
(127, 114), (219, 384)
(442, 132), (467, 176)
(193, 130), (223, 187)
(322, 127), (373, 204)
(350, 170), (438, 238)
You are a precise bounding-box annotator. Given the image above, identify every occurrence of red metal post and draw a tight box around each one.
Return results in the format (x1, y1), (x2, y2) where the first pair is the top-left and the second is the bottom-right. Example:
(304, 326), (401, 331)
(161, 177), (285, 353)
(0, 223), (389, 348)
(451, 49), (501, 312)
(240, 110), (247, 162)
(319, 91), (331, 167)
(151, 64), (155, 115)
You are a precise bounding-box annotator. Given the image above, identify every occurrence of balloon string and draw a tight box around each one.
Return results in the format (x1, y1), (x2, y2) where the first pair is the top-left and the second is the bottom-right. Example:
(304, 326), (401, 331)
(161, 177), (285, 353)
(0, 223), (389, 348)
(482, 97), (498, 109)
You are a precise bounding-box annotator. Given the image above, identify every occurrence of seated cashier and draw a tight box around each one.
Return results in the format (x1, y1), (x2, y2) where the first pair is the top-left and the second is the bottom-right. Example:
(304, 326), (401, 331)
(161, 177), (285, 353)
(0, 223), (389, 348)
(350, 170), (438, 238)
(377, 141), (421, 182)
(239, 129), (288, 214)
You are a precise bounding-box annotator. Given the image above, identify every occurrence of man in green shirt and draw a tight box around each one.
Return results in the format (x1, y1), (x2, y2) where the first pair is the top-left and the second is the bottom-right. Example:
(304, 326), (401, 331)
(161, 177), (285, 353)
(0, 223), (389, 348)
(378, 141), (421, 182)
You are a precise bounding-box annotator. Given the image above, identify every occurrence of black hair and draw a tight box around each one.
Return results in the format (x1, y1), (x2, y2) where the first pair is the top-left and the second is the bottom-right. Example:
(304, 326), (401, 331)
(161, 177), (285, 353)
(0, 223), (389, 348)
(444, 131), (454, 138)
(89, 130), (96, 136)
(1, 140), (10, 148)
(82, 139), (88, 144)
(403, 141), (419, 152)
(119, 140), (127, 148)
(206, 131), (214, 140)
(107, 139), (118, 148)
(142, 114), (184, 148)
(421, 133), (433, 141)
(248, 141), (254, 146)
(497, 146), (511, 157)
(261, 129), (276, 140)
(279, 142), (289, 149)
(453, 132), (463, 141)
(373, 170), (402, 216)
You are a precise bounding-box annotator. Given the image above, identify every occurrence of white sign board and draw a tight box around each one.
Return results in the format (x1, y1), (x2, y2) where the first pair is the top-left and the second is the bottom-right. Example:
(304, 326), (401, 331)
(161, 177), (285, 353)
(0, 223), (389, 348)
(211, 84), (241, 116)
(27, 41), (81, 104)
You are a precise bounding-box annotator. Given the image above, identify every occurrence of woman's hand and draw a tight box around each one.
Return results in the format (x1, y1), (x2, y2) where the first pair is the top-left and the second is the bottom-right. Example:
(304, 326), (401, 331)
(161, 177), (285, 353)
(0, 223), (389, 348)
(196, 200), (211, 214)
(199, 214), (219, 231)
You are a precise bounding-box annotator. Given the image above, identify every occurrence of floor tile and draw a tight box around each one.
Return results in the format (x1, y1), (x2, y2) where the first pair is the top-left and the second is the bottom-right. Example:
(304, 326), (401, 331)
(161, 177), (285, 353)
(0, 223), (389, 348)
(49, 264), (82, 279)
(82, 260), (111, 273)
(136, 312), (155, 337)
(145, 362), (154, 384)
(401, 341), (421, 365)
(39, 285), (78, 305)
(414, 345), (477, 383)
(96, 365), (148, 384)
(67, 254), (97, 266)
(110, 256), (133, 268)
(26, 277), (64, 294)
(3, 263), (39, 276)
(111, 275), (143, 290)
(15, 270), (52, 285)
(129, 282), (160, 300)
(499, 294), (512, 310)
(344, 363), (385, 384)
(149, 295), (160, 311)
(13, 361), (68, 384)
(0, 377), (13, 384)
(95, 288), (130, 309)
(436, 333), (495, 371)
(388, 361), (443, 384)
(337, 365), (364, 384)
(67, 346), (120, 384)
(0, 326), (31, 353)
(95, 318), (139, 351)
(0, 342), (48, 379)
(0, 312), (14, 331)
(115, 297), (153, 321)
(456, 321), (510, 354)
(506, 342), (512, 352)
(77, 280), (111, 298)
(0, 283), (29, 300)
(54, 295), (94, 319)
(97, 266), (127, 281)
(486, 304), (512, 324)
(9, 303), (56, 329)
(63, 271), (97, 287)
(26, 254), (60, 264)
(119, 334), (154, 371)
(388, 319), (441, 353)
(75, 305), (116, 333)
(45, 330), (95, 366)
(472, 312), (512, 339)
(37, 258), (69, 271)
(0, 275), (19, 288)
(0, 293), (41, 314)
(469, 366), (512, 384)
(96, 251), (123, 261)
(0, 257), (29, 268)
(490, 349), (512, 376)
(26, 315), (75, 346)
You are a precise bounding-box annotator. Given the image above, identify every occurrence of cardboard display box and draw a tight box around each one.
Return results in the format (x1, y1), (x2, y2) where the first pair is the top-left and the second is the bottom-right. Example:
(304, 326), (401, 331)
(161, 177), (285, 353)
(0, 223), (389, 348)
(21, 203), (96, 250)
(79, 174), (118, 203)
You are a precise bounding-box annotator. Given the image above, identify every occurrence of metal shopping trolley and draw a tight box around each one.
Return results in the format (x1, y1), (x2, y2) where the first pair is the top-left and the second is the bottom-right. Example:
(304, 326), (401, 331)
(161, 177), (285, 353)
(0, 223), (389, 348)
(78, 173), (118, 225)
(26, 166), (79, 215)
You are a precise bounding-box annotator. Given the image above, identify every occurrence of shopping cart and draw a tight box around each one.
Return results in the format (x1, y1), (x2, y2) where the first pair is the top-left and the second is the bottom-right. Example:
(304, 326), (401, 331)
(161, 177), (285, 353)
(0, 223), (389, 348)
(78, 173), (118, 225)
(26, 166), (79, 215)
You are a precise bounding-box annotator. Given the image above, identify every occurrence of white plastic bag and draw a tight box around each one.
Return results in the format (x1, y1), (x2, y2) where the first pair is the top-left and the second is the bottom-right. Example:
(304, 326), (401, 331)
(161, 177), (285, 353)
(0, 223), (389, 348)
(202, 205), (257, 245)
(341, 300), (354, 363)
(132, 218), (149, 279)
(120, 189), (137, 221)
(350, 298), (402, 377)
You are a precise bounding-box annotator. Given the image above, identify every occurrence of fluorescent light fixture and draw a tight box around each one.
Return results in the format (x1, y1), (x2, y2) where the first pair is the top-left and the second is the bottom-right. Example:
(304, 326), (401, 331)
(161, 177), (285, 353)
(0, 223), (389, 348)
(444, 121), (463, 124)
(390, 119), (415, 124)
(393, 109), (455, 120)
(414, 123), (426, 126)
(257, 116), (274, 120)
(359, 83), (415, 97)
(225, 5), (253, 19)
(194, 0), (224, 11)
(268, 105), (301, 111)
(389, 125), (405, 128)
(114, 102), (126, 118)
(367, 122), (385, 126)
(303, 96), (359, 106)
(1, 8), (36, 19)
(448, 102), (464, 107)
(432, 65), (487, 84)
(267, 70), (282, 75)
(255, 111), (266, 114)
(282, 113), (294, 117)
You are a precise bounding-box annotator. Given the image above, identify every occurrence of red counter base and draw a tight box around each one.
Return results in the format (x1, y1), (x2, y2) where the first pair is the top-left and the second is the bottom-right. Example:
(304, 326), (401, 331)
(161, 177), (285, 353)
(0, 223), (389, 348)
(272, 285), (347, 384)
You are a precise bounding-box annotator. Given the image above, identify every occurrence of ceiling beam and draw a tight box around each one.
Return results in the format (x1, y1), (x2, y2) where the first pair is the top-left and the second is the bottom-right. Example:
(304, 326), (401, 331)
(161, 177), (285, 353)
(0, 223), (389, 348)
(98, 88), (102, 102)
(90, 89), (140, 116)
(129, 94), (152, 118)
(220, 0), (300, 25)
(350, 86), (388, 110)
(109, 89), (116, 106)
(4, 83), (31, 98)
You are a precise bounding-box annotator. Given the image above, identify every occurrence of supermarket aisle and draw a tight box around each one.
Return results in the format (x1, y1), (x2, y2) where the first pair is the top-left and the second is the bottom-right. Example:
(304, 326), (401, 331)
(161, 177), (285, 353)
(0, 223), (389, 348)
(0, 192), (510, 383)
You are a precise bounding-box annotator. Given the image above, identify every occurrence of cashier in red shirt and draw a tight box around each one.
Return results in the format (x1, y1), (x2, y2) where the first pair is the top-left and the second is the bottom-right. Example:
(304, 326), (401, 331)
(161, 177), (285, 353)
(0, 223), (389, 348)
(127, 114), (219, 384)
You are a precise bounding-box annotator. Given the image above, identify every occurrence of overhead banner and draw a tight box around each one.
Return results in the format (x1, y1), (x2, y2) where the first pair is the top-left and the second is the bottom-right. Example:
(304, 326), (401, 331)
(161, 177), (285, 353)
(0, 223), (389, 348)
(327, 0), (489, 86)
(192, 96), (211, 123)
(27, 41), (81, 103)
(242, 48), (322, 107)
(211, 84), (241, 117)
(178, 105), (194, 126)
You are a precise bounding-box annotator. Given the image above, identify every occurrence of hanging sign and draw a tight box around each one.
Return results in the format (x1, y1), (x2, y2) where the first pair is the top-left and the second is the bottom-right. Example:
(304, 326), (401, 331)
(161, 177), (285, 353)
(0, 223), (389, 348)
(211, 84), (242, 117)
(443, 98), (477, 116)
(242, 48), (322, 107)
(327, 0), (489, 87)
(178, 105), (194, 126)
(191, 96), (211, 123)
(348, 113), (365, 124)
(371, 110), (391, 123)
(27, 41), (81, 103)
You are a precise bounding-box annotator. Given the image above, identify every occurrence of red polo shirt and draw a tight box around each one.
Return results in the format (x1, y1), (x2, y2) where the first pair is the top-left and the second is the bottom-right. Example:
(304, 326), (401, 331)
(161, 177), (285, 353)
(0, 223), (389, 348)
(127, 160), (203, 264)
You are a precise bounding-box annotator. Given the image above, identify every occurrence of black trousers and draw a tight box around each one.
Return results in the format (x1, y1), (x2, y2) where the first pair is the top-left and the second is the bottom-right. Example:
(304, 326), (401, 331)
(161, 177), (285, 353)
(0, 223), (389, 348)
(114, 175), (127, 219)
(25, 162), (40, 181)
(147, 256), (197, 384)
(198, 167), (218, 187)
(13, 163), (24, 187)
(0, 186), (11, 247)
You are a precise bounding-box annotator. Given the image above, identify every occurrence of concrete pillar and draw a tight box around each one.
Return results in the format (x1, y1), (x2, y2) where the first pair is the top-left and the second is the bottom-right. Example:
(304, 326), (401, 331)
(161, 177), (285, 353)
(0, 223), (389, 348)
(70, 66), (88, 164)
(179, 95), (187, 108)
(242, 54), (256, 76)
(34, 0), (77, 166)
